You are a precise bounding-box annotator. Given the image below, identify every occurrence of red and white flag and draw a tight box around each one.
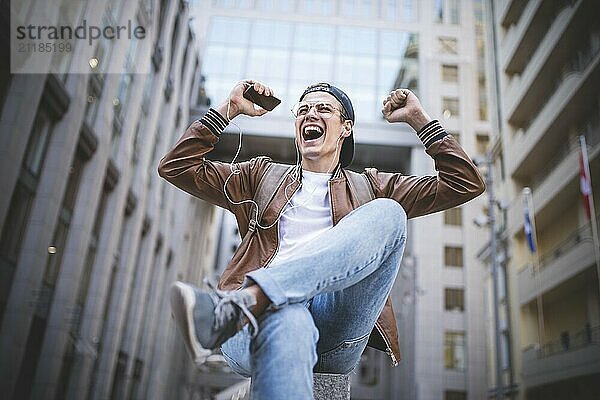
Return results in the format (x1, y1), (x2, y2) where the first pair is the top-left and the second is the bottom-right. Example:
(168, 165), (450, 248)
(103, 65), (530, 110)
(580, 136), (593, 219)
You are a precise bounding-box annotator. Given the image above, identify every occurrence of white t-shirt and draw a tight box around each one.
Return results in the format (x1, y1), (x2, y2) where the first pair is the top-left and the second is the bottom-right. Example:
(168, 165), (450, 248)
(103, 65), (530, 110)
(271, 170), (333, 265)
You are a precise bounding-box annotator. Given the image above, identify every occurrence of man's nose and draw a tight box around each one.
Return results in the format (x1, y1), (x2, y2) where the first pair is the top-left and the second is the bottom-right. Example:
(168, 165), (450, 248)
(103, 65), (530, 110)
(305, 105), (319, 119)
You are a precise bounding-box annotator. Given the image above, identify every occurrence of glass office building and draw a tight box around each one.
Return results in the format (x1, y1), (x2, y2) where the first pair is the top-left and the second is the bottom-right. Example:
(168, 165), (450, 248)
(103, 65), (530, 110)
(203, 17), (418, 123)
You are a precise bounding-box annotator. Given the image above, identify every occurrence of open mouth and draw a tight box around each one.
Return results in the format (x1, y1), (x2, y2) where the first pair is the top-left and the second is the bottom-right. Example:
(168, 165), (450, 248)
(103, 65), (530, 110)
(302, 125), (324, 141)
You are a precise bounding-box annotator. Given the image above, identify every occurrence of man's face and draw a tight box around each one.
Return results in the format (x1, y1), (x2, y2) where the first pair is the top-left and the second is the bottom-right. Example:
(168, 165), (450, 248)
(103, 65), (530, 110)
(294, 92), (350, 172)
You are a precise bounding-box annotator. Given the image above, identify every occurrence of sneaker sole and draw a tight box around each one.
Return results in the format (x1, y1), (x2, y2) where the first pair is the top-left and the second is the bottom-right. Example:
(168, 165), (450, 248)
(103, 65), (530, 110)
(170, 282), (207, 364)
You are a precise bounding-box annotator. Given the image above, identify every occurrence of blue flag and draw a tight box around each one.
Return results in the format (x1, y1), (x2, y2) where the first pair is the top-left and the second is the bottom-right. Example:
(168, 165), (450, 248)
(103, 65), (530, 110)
(524, 209), (536, 253)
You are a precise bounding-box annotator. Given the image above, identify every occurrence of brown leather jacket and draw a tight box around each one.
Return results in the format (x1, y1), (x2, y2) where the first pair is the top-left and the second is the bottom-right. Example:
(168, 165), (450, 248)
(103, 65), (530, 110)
(158, 112), (485, 366)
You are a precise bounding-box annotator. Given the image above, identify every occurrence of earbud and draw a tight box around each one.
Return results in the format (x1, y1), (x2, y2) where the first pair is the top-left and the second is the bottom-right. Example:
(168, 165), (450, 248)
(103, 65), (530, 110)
(339, 125), (351, 138)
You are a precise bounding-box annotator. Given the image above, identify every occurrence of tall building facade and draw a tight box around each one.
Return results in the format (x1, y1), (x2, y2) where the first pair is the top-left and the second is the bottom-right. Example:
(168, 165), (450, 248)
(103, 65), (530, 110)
(190, 1), (492, 399)
(0, 0), (222, 399)
(488, 0), (600, 399)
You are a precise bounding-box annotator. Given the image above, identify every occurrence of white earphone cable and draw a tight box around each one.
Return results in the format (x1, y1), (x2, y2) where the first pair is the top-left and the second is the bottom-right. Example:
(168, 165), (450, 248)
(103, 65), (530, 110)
(220, 87), (343, 231)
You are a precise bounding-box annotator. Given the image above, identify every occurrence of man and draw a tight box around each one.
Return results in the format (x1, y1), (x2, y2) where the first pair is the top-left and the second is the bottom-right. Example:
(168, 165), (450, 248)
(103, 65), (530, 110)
(158, 80), (485, 399)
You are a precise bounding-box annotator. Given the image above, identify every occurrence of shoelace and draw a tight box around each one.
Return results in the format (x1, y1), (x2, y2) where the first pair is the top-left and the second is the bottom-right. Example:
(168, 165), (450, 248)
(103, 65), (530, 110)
(204, 279), (259, 339)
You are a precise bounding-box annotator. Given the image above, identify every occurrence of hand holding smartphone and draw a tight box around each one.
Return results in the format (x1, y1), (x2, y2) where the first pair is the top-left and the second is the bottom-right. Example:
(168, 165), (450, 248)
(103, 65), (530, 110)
(243, 86), (281, 111)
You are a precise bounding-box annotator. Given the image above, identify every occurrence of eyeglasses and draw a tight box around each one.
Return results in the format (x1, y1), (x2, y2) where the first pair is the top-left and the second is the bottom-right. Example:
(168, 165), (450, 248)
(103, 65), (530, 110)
(291, 101), (346, 119)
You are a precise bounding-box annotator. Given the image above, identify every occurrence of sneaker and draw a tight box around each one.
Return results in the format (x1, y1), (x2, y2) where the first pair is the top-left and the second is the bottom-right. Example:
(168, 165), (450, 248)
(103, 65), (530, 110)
(170, 280), (258, 363)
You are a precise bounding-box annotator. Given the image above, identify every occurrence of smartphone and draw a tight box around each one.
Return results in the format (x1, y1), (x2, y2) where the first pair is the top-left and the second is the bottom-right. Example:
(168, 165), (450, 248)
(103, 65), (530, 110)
(243, 86), (281, 111)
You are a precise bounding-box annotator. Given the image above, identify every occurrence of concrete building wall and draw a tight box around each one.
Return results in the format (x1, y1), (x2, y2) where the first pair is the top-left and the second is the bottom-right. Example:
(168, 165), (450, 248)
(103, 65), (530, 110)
(490, 0), (600, 398)
(0, 1), (222, 399)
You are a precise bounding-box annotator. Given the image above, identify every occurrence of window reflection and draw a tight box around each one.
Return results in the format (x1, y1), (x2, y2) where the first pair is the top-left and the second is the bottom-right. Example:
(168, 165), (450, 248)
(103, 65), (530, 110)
(380, 30), (410, 57)
(248, 49), (290, 80)
(377, 32), (419, 110)
(338, 27), (377, 55)
(300, 0), (334, 15)
(290, 51), (333, 82)
(336, 56), (376, 85)
(208, 17), (250, 44)
(294, 24), (335, 51)
(204, 45), (247, 78)
(252, 20), (293, 48)
(402, 0), (417, 22)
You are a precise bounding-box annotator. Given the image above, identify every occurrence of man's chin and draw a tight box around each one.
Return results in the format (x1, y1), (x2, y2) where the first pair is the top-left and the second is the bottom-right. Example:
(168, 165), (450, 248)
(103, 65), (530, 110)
(299, 145), (318, 157)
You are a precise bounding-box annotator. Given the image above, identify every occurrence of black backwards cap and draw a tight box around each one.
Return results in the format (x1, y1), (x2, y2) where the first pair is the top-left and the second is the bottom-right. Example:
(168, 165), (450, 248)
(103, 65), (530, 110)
(300, 83), (355, 167)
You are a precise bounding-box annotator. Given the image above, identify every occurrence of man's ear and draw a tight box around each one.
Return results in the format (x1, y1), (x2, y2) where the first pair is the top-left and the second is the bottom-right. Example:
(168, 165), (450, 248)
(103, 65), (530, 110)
(341, 120), (353, 137)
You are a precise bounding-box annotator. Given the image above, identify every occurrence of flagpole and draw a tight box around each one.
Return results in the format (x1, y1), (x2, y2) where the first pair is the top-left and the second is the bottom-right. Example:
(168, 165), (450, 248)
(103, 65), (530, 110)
(523, 187), (545, 350)
(580, 136), (600, 305)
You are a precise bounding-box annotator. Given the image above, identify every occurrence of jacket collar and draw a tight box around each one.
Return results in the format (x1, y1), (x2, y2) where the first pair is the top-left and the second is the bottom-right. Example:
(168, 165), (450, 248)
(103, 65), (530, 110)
(297, 164), (343, 180)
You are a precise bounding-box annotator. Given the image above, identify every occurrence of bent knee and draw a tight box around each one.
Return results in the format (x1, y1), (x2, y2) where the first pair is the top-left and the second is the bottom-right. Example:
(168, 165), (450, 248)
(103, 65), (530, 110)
(368, 198), (407, 235)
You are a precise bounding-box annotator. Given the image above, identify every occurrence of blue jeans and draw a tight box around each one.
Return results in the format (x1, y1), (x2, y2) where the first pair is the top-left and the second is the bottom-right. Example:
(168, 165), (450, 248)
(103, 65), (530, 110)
(220, 199), (407, 399)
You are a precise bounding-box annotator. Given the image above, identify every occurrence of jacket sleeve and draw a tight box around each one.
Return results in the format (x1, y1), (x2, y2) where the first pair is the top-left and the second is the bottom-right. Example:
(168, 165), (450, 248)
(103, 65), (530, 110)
(366, 120), (486, 219)
(157, 108), (268, 211)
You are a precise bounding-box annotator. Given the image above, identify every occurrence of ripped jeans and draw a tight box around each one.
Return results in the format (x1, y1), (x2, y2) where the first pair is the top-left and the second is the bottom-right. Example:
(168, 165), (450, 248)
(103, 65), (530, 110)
(220, 199), (407, 399)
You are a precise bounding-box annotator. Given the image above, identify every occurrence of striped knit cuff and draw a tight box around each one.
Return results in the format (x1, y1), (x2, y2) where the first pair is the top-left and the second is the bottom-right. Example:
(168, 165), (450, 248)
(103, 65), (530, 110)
(200, 108), (229, 137)
(416, 120), (447, 148)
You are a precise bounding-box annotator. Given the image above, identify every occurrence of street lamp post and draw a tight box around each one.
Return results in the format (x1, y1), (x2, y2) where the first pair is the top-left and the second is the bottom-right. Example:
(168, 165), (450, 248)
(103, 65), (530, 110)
(486, 0), (508, 396)
(483, 152), (503, 400)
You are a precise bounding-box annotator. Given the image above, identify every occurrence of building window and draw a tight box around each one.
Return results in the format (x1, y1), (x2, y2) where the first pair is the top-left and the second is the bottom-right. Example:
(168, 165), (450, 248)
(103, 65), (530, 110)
(475, 0), (488, 121)
(444, 207), (462, 226)
(60, 189), (111, 400)
(442, 97), (459, 118)
(478, 85), (488, 121)
(342, 0), (373, 17)
(0, 183), (34, 266)
(438, 36), (458, 54)
(110, 351), (128, 399)
(43, 153), (85, 289)
(359, 0), (373, 17)
(132, 119), (144, 165)
(128, 358), (144, 399)
(476, 133), (490, 155)
(449, 0), (460, 24)
(24, 111), (53, 177)
(0, 110), (54, 322)
(445, 288), (465, 311)
(445, 390), (467, 400)
(442, 64), (458, 82)
(402, 0), (417, 22)
(255, 0), (275, 9)
(98, 1), (121, 73)
(84, 78), (102, 127)
(90, 211), (130, 395)
(444, 246), (463, 267)
(385, 0), (398, 21)
(434, 0), (444, 22)
(49, 0), (84, 78)
(300, 0), (334, 15)
(444, 331), (466, 370)
(434, 0), (459, 24)
(0, 182), (34, 322)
